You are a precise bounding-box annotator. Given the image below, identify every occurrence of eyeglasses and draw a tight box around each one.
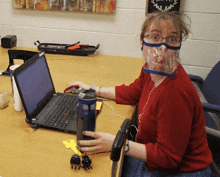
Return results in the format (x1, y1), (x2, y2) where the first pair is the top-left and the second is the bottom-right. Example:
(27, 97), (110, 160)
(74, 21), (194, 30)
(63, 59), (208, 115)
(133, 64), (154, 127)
(144, 34), (181, 47)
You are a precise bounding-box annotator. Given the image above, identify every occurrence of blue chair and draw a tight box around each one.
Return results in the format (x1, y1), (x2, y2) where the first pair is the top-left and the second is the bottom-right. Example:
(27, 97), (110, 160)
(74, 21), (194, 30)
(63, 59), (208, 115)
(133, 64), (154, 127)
(188, 61), (220, 177)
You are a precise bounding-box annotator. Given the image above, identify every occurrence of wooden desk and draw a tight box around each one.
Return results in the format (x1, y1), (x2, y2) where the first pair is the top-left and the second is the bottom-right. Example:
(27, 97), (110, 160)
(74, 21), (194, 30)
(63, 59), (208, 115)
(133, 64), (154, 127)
(0, 47), (143, 177)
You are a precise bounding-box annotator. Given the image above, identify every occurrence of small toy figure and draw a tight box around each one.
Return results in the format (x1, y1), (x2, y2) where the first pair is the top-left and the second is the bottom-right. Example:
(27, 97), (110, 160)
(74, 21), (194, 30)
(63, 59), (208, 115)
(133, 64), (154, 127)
(82, 155), (93, 170)
(70, 154), (82, 170)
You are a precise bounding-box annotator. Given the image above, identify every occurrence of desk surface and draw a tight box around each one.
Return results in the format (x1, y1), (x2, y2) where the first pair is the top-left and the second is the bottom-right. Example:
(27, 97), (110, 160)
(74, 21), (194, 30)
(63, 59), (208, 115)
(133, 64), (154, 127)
(0, 47), (143, 177)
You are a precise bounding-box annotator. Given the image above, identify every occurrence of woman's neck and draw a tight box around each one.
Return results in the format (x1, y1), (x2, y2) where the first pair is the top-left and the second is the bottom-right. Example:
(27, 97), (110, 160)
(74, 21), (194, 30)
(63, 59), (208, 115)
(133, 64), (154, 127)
(150, 74), (166, 87)
(150, 64), (178, 87)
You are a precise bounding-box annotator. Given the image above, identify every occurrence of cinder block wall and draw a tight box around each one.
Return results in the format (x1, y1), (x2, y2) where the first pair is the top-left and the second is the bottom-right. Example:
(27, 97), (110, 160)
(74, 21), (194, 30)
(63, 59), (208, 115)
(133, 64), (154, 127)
(181, 0), (220, 79)
(0, 0), (219, 79)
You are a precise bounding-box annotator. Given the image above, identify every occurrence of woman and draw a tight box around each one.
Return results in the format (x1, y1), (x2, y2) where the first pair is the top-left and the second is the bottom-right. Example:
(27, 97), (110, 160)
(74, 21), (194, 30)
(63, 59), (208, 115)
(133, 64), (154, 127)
(68, 11), (213, 176)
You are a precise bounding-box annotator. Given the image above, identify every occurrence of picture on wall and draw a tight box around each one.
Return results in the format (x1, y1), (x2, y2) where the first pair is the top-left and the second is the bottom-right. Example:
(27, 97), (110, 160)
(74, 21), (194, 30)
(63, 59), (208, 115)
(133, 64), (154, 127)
(146, 0), (184, 14)
(13, 0), (116, 14)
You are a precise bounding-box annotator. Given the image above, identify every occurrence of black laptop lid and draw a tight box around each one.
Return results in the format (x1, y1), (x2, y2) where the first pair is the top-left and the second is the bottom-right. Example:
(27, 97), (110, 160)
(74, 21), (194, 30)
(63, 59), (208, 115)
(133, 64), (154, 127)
(14, 52), (56, 118)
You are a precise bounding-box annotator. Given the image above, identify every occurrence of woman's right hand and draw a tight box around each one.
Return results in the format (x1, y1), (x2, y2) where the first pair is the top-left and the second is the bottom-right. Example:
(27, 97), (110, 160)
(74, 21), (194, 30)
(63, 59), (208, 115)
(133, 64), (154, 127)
(67, 81), (90, 90)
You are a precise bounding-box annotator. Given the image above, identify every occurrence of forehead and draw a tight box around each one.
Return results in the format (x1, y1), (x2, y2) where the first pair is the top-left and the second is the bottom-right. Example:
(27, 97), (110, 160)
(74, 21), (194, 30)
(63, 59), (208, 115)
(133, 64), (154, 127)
(147, 20), (179, 34)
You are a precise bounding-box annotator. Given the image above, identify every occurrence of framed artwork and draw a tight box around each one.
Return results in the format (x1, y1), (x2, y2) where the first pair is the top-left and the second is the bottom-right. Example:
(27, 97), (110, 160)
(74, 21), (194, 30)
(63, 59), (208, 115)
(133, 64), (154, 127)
(13, 0), (116, 14)
(146, 0), (184, 14)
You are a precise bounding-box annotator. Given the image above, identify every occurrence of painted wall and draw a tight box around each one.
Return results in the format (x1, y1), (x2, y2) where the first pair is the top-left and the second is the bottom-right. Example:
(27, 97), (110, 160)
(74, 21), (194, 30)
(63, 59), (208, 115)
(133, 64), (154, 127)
(0, 0), (220, 79)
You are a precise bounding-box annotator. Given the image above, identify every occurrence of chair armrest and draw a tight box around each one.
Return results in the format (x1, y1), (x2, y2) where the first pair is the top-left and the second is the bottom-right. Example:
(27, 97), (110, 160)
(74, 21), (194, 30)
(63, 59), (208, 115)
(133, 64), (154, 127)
(111, 119), (131, 162)
(206, 127), (220, 138)
(188, 74), (204, 90)
(202, 102), (220, 114)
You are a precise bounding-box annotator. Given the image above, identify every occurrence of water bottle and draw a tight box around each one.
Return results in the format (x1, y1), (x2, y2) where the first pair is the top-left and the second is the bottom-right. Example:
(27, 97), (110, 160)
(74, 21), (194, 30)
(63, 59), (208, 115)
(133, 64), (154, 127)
(9, 65), (23, 111)
(77, 86), (96, 145)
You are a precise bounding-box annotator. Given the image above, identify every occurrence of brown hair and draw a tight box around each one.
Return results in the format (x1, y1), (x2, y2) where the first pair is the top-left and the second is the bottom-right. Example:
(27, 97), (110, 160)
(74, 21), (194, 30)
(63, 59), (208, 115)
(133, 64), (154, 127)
(140, 11), (190, 42)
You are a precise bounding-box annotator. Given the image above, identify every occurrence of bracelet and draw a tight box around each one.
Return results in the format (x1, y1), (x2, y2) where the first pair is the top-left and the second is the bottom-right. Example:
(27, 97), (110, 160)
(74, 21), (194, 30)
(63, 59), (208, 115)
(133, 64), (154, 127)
(98, 87), (101, 97)
(125, 140), (129, 153)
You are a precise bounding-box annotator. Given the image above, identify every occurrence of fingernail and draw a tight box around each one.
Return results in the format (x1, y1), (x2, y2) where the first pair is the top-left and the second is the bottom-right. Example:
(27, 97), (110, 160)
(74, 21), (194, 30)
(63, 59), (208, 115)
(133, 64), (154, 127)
(78, 141), (80, 145)
(83, 131), (86, 135)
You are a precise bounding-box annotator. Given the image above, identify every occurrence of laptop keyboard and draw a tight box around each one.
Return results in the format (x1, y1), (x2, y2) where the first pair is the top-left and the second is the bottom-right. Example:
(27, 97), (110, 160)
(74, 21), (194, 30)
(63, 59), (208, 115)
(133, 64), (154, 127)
(44, 94), (78, 129)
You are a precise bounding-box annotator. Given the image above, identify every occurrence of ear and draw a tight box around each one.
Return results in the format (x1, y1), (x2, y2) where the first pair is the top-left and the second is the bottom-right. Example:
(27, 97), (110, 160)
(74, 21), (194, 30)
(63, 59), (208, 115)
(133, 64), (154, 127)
(140, 38), (143, 51)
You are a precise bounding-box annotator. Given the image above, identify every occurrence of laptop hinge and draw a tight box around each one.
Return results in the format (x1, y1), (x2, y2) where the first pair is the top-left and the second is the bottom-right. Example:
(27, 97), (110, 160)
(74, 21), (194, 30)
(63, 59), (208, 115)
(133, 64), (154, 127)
(25, 117), (38, 129)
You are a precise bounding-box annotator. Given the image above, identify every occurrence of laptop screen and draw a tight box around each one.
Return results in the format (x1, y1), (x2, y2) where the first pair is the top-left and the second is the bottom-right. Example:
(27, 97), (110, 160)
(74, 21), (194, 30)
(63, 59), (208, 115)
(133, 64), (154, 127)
(15, 54), (54, 116)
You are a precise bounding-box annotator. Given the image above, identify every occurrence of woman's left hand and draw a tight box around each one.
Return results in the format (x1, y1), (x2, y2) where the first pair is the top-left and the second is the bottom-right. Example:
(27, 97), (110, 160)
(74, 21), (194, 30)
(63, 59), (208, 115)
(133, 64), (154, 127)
(78, 131), (115, 155)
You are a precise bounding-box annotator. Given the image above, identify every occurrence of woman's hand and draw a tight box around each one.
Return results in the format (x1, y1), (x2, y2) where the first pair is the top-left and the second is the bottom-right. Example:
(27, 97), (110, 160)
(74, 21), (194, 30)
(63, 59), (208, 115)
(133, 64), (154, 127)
(67, 81), (90, 90)
(78, 131), (115, 155)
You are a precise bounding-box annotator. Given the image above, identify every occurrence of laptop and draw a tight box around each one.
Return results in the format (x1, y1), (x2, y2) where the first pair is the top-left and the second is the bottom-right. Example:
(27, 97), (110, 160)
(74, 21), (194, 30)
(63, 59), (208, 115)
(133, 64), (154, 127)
(13, 52), (78, 134)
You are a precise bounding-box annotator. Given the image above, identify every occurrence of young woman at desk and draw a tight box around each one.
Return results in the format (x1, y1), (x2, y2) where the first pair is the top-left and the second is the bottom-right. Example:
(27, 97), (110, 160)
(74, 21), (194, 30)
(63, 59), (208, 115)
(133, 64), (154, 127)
(68, 11), (213, 176)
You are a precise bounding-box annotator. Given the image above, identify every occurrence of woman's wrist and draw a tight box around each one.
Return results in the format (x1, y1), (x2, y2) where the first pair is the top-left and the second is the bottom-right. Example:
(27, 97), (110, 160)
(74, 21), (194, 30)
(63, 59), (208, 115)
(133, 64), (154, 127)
(95, 87), (116, 100)
(95, 87), (101, 97)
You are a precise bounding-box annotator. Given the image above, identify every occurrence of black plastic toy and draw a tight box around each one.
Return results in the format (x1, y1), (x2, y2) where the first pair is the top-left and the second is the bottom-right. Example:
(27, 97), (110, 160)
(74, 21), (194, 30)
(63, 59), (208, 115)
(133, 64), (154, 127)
(82, 155), (93, 170)
(70, 154), (82, 170)
(70, 154), (92, 170)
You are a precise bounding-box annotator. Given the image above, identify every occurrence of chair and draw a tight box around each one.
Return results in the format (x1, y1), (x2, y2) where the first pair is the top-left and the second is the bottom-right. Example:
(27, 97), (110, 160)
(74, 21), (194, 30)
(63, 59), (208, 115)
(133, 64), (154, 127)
(3, 50), (39, 76)
(188, 61), (220, 177)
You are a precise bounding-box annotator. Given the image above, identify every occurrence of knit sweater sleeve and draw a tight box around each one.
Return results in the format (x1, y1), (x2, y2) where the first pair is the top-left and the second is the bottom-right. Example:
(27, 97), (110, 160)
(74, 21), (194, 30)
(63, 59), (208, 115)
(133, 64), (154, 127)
(115, 68), (147, 105)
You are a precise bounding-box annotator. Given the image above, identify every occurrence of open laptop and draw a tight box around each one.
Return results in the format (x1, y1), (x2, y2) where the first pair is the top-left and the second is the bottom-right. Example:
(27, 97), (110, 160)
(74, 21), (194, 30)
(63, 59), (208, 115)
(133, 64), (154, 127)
(13, 52), (78, 134)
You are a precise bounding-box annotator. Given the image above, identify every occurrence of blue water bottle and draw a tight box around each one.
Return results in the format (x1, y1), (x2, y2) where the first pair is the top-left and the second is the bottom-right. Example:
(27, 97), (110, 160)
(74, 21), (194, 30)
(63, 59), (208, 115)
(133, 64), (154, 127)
(77, 86), (97, 144)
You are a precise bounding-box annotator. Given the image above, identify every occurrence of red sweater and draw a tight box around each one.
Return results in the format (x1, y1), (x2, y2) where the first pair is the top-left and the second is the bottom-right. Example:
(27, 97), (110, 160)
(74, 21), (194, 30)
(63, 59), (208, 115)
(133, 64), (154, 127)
(115, 64), (212, 172)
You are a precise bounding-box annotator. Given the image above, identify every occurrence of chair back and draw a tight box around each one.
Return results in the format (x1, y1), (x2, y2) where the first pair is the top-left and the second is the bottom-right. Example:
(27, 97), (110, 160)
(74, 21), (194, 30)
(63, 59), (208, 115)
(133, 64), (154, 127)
(202, 61), (220, 106)
(6, 50), (38, 72)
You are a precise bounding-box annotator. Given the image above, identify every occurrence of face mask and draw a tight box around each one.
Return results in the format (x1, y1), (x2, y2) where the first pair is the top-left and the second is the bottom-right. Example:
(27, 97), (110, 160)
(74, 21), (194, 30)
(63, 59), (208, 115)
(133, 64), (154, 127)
(142, 40), (180, 78)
